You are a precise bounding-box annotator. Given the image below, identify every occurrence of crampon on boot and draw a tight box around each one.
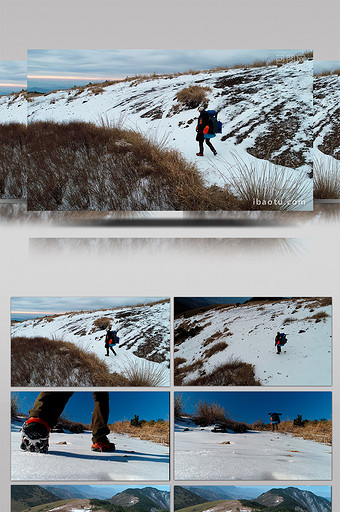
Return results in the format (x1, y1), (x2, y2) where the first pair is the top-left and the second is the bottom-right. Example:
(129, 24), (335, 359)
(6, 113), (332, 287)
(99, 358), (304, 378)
(20, 417), (50, 453)
(91, 438), (116, 452)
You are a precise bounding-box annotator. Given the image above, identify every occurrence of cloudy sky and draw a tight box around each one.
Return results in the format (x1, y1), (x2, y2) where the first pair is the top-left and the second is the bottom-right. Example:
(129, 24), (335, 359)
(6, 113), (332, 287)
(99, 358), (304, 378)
(11, 296), (168, 319)
(27, 49), (310, 92)
(314, 60), (340, 74)
(0, 60), (26, 95)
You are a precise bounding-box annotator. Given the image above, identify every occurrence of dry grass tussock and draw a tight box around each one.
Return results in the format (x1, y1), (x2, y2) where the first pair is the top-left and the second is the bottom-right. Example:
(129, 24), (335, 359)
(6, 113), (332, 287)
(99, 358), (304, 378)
(11, 393), (22, 418)
(174, 358), (204, 385)
(186, 358), (261, 386)
(313, 157), (340, 199)
(27, 121), (238, 211)
(175, 85), (211, 109)
(0, 123), (27, 199)
(110, 419), (169, 445)
(193, 400), (248, 432)
(253, 419), (332, 445)
(120, 357), (168, 387)
(11, 337), (130, 387)
(174, 394), (186, 418)
(226, 155), (311, 211)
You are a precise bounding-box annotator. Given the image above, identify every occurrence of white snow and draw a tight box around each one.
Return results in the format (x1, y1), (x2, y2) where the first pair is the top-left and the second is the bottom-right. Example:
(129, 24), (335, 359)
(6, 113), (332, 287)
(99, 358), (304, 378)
(174, 420), (331, 480)
(0, 91), (27, 124)
(11, 420), (169, 481)
(11, 301), (170, 385)
(174, 298), (332, 386)
(27, 61), (313, 210)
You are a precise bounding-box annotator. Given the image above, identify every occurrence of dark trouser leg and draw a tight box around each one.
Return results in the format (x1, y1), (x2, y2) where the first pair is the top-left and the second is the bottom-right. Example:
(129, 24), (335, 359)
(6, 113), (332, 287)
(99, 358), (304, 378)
(91, 392), (110, 443)
(110, 347), (117, 356)
(29, 392), (74, 429)
(205, 139), (216, 154)
(277, 345), (281, 354)
(199, 140), (204, 154)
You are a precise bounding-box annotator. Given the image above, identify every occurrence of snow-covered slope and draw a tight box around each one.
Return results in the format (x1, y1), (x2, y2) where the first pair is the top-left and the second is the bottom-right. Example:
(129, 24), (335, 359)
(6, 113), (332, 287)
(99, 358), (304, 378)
(314, 73), (340, 189)
(174, 298), (332, 386)
(11, 420), (169, 481)
(0, 91), (27, 124)
(11, 300), (170, 384)
(174, 420), (331, 481)
(27, 61), (312, 204)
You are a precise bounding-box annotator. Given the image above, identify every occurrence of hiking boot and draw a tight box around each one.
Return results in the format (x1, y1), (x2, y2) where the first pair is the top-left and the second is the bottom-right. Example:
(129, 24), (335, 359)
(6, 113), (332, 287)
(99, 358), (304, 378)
(196, 153), (204, 156)
(213, 150), (217, 156)
(91, 438), (116, 452)
(105, 354), (109, 356)
(20, 417), (50, 453)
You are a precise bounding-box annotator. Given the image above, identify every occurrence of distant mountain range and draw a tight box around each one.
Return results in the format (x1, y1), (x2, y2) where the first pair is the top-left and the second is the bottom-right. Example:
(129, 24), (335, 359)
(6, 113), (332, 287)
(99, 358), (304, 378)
(175, 486), (331, 512)
(11, 485), (170, 512)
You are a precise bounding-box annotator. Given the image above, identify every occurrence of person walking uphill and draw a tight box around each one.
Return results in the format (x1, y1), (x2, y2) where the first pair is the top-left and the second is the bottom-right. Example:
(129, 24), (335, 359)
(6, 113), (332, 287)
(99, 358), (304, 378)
(105, 327), (119, 356)
(275, 331), (287, 354)
(20, 391), (115, 453)
(196, 106), (217, 156)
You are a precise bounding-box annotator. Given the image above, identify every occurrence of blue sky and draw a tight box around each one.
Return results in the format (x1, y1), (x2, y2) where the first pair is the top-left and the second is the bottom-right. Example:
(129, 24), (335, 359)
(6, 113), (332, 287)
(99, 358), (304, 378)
(0, 61), (26, 95)
(14, 391), (169, 424)
(177, 391), (332, 423)
(27, 49), (310, 92)
(11, 296), (168, 320)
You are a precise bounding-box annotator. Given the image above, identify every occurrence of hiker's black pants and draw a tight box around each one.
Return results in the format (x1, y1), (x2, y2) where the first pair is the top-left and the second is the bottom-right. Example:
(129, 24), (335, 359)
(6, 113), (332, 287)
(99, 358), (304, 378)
(199, 138), (216, 155)
(29, 391), (110, 443)
(106, 346), (117, 356)
(272, 423), (279, 431)
(276, 345), (281, 354)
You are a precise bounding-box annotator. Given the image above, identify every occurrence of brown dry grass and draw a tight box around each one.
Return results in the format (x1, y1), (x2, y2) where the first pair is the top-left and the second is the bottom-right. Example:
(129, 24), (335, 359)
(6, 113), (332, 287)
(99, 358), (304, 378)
(27, 121), (238, 211)
(110, 419), (169, 445)
(11, 336), (129, 387)
(174, 359), (204, 386)
(192, 400), (249, 432)
(251, 418), (332, 445)
(186, 358), (261, 386)
(92, 317), (112, 330)
(175, 85), (211, 109)
(314, 68), (340, 77)
(0, 123), (27, 199)
(314, 157), (340, 199)
(203, 341), (228, 359)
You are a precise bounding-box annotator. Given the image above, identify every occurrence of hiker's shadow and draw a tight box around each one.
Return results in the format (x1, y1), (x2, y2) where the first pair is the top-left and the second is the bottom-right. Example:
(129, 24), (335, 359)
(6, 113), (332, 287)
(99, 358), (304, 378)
(48, 449), (169, 464)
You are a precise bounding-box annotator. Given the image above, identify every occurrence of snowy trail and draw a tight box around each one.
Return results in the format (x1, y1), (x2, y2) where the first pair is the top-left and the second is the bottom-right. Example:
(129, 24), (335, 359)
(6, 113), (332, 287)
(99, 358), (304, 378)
(174, 299), (332, 386)
(11, 302), (171, 386)
(174, 422), (331, 481)
(11, 422), (169, 481)
(26, 61), (313, 210)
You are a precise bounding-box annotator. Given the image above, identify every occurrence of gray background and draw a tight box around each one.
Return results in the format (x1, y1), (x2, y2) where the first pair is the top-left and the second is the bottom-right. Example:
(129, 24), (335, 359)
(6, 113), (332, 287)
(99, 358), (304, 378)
(1, 0), (339, 508)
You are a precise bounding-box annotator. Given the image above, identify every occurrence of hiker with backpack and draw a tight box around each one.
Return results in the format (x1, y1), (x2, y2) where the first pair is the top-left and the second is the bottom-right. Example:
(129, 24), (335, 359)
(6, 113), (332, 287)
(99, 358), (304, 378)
(105, 327), (119, 356)
(20, 391), (115, 453)
(196, 105), (219, 157)
(269, 412), (282, 431)
(275, 331), (287, 354)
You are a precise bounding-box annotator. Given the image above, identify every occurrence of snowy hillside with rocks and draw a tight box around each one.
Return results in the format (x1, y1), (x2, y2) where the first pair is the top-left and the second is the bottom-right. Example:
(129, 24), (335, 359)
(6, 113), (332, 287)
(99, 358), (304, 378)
(174, 419), (331, 481)
(174, 298), (332, 386)
(11, 300), (170, 385)
(11, 418), (169, 481)
(314, 73), (340, 196)
(27, 60), (313, 206)
(314, 74), (340, 160)
(0, 91), (27, 123)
